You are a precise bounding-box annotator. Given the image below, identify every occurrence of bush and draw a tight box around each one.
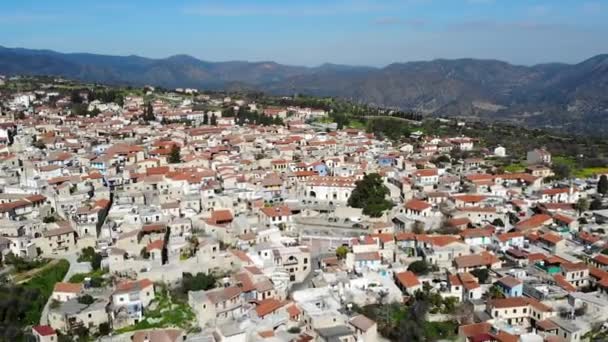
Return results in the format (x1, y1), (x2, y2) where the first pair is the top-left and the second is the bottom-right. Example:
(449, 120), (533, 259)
(470, 268), (490, 284)
(181, 272), (218, 293)
(408, 260), (430, 275)
(288, 327), (301, 334)
(99, 322), (111, 336)
(78, 247), (103, 270)
(77, 295), (94, 305)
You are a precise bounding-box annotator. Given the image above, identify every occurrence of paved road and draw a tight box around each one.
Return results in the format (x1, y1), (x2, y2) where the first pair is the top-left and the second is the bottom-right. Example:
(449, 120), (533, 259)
(39, 253), (91, 325)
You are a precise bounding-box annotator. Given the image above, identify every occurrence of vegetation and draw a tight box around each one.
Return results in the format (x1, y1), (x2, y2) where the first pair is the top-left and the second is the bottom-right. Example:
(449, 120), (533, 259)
(598, 175), (608, 195)
(77, 294), (95, 305)
(347, 173), (394, 217)
(142, 102), (155, 122)
(366, 117), (417, 141)
(3, 254), (47, 273)
(408, 260), (430, 275)
(336, 246), (349, 260)
(181, 272), (218, 293)
(470, 268), (490, 284)
(168, 144), (181, 164)
(354, 299), (457, 341)
(78, 247), (103, 270)
(115, 285), (197, 333)
(0, 259), (69, 340)
(576, 198), (590, 216)
(68, 269), (107, 287)
(488, 285), (505, 299)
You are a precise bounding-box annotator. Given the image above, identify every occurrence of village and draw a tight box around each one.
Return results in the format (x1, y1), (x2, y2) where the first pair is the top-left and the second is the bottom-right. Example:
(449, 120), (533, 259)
(1, 75), (608, 342)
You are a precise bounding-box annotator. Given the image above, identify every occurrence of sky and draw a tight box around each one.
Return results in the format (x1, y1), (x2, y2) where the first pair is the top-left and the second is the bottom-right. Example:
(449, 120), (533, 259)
(0, 0), (607, 67)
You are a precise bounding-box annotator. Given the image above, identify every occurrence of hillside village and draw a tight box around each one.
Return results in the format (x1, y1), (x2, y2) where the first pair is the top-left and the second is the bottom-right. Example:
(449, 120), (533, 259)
(2, 76), (608, 342)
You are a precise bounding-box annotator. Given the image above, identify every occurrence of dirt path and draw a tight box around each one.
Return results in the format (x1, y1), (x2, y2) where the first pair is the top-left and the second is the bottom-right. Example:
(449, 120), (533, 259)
(13, 259), (60, 284)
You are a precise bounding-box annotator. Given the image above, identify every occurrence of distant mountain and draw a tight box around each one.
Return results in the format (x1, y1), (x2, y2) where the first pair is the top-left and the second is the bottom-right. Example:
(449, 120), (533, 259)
(1, 45), (608, 134)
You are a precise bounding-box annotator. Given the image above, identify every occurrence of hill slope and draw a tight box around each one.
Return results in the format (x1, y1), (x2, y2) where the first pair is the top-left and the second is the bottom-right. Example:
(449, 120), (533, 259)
(1, 46), (608, 134)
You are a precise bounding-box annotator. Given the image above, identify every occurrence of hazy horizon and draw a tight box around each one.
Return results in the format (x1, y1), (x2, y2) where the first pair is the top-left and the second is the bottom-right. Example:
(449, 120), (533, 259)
(1, 0), (607, 67)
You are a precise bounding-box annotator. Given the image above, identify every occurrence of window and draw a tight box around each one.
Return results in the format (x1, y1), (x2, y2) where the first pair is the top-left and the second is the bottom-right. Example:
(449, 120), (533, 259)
(494, 310), (498, 317)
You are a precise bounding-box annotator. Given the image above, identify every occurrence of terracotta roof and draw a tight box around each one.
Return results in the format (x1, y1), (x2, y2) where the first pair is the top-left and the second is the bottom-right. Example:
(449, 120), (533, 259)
(538, 232), (563, 245)
(448, 217), (471, 227)
(458, 322), (492, 338)
(561, 262), (587, 272)
(53, 282), (82, 294)
(287, 304), (301, 318)
(260, 205), (292, 217)
(542, 188), (569, 195)
(496, 232), (523, 242)
(452, 194), (487, 203)
(255, 298), (283, 317)
(553, 274), (577, 292)
(209, 209), (233, 224)
(146, 239), (164, 251)
(454, 252), (500, 269)
(489, 297), (529, 308)
(593, 254), (608, 266)
(205, 285), (242, 304)
(114, 279), (153, 294)
(496, 276), (522, 288)
(536, 319), (559, 331)
(355, 251), (381, 261)
(32, 325), (56, 336)
(414, 169), (438, 177)
(515, 214), (552, 231)
(460, 227), (494, 239)
(405, 199), (432, 211)
(395, 271), (420, 288)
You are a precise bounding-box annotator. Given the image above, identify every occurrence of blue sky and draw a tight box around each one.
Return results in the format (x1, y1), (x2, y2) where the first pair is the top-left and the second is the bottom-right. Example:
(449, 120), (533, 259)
(0, 0), (606, 66)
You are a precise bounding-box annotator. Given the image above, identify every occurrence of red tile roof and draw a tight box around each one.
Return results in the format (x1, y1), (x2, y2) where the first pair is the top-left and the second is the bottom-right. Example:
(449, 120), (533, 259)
(405, 199), (432, 211)
(53, 282), (82, 293)
(515, 214), (552, 231)
(395, 271), (420, 288)
(33, 325), (56, 336)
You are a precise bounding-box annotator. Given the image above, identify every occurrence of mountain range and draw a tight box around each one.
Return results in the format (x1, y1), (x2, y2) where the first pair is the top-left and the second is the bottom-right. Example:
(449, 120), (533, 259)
(1, 45), (608, 134)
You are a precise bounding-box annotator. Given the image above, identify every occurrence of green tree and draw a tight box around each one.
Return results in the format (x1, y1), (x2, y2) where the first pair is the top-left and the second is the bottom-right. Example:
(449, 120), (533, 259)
(182, 272), (217, 293)
(470, 268), (490, 284)
(210, 113), (217, 126)
(551, 162), (572, 180)
(140, 247), (150, 259)
(77, 294), (94, 305)
(347, 173), (394, 217)
(408, 260), (430, 275)
(598, 175), (608, 196)
(143, 102), (155, 122)
(168, 145), (181, 164)
(336, 246), (349, 260)
(203, 112), (209, 125)
(590, 197), (603, 210)
(491, 218), (505, 227)
(576, 197), (590, 216)
(98, 322), (111, 336)
(488, 285), (505, 299)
